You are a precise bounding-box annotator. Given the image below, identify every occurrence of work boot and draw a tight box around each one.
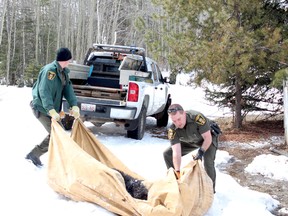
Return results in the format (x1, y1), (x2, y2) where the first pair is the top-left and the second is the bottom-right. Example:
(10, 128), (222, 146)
(25, 135), (49, 167)
(25, 152), (43, 167)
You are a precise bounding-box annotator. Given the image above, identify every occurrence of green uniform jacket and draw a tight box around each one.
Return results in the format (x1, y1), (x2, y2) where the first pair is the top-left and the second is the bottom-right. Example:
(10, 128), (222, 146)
(168, 110), (217, 147)
(32, 60), (77, 115)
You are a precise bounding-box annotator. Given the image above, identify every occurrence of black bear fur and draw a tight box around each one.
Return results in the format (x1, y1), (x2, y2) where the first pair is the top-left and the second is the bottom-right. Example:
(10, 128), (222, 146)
(114, 169), (148, 200)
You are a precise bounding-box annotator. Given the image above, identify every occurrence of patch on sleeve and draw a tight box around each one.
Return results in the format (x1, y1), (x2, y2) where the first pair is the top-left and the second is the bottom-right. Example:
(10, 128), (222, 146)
(195, 114), (206, 125)
(47, 71), (56, 80)
(167, 128), (176, 140)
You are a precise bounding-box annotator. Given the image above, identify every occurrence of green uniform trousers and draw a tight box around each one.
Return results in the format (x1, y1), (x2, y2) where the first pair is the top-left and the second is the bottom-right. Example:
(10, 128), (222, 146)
(29, 111), (52, 158)
(163, 142), (217, 192)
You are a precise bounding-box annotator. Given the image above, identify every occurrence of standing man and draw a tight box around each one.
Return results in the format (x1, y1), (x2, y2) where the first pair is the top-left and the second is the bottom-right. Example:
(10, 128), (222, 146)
(25, 47), (80, 167)
(163, 104), (218, 192)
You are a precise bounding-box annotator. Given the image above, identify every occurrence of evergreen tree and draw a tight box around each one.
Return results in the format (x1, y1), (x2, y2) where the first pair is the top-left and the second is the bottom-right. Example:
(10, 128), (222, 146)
(150, 0), (288, 128)
(24, 60), (41, 87)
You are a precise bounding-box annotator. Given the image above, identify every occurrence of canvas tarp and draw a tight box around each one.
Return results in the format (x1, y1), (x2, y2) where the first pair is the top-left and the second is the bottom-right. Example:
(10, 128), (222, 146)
(47, 119), (214, 216)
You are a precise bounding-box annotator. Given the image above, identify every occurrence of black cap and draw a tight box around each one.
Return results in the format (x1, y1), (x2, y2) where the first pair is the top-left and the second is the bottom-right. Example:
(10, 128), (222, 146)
(56, 47), (72, 61)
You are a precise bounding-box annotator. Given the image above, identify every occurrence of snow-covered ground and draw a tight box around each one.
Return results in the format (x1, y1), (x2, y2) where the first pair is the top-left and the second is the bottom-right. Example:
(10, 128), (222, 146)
(0, 84), (287, 216)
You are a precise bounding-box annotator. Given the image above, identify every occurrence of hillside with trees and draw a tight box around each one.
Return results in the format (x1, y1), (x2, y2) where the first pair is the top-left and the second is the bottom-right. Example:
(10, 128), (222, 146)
(0, 0), (287, 129)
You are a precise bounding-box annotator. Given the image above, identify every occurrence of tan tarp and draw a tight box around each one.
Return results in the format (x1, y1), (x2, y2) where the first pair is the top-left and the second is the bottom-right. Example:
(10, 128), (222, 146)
(47, 119), (214, 216)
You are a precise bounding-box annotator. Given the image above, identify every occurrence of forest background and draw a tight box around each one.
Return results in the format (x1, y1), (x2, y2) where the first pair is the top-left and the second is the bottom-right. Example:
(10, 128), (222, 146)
(0, 0), (288, 128)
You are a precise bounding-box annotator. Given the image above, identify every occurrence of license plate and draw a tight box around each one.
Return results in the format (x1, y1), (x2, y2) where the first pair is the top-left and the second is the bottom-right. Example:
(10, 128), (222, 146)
(81, 103), (96, 112)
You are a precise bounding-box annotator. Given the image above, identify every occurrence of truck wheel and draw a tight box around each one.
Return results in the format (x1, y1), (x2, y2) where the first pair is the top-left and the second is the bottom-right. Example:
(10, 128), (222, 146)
(127, 106), (147, 140)
(156, 98), (171, 127)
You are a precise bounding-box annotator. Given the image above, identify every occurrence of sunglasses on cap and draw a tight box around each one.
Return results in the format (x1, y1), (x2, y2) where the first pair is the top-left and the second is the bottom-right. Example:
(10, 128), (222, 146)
(167, 107), (183, 114)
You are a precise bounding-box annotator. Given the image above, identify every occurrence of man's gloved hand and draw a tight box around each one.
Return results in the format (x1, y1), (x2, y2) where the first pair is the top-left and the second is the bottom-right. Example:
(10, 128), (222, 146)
(174, 170), (181, 179)
(49, 109), (60, 121)
(193, 147), (205, 161)
(59, 111), (66, 119)
(70, 106), (80, 119)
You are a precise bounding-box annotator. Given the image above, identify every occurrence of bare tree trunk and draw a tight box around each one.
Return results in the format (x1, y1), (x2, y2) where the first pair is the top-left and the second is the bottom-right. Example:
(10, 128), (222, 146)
(234, 72), (242, 128)
(96, 0), (101, 44)
(75, 0), (84, 62)
(45, 26), (51, 64)
(80, 3), (87, 60)
(283, 79), (288, 145)
(56, 0), (63, 49)
(0, 0), (7, 46)
(12, 8), (17, 61)
(6, 0), (16, 86)
(35, 0), (40, 64)
(22, 23), (26, 84)
(64, 0), (71, 47)
(46, 1), (57, 64)
(70, 1), (77, 61)
(87, 0), (96, 48)
(111, 0), (122, 45)
(233, 3), (243, 129)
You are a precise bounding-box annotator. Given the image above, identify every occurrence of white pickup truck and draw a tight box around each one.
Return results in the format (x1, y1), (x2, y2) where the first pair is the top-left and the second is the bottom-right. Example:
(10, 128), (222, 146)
(63, 44), (171, 140)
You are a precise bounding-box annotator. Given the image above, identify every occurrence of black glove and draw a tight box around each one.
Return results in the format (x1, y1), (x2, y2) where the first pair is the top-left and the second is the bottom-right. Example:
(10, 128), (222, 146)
(193, 147), (205, 160)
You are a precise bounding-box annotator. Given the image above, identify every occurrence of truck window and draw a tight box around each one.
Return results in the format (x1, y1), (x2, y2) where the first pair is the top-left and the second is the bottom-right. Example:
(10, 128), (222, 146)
(155, 64), (164, 82)
(151, 63), (159, 82)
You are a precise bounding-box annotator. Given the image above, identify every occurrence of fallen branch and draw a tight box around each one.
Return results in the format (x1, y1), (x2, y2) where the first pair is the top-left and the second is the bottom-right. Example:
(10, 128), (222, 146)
(270, 148), (288, 158)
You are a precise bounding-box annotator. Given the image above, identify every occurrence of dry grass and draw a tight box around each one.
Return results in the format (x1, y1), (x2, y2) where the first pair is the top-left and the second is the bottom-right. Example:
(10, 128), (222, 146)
(215, 115), (285, 143)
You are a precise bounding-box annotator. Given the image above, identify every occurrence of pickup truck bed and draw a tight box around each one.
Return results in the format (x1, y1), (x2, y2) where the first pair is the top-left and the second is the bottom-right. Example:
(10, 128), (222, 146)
(73, 85), (126, 100)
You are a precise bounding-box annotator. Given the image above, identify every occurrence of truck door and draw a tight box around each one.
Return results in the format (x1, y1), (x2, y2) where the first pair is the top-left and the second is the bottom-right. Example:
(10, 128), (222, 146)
(151, 63), (167, 112)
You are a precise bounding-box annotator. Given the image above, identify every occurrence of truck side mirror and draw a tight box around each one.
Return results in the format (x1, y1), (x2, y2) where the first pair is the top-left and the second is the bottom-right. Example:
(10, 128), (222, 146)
(163, 77), (170, 83)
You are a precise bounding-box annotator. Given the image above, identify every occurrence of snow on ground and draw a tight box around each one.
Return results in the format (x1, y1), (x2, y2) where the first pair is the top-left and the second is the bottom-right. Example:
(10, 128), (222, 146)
(0, 85), (287, 216)
(245, 154), (288, 181)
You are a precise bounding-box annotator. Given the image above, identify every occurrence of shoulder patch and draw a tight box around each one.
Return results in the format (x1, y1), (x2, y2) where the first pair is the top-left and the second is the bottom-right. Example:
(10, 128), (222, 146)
(195, 114), (206, 125)
(167, 128), (176, 140)
(47, 71), (56, 80)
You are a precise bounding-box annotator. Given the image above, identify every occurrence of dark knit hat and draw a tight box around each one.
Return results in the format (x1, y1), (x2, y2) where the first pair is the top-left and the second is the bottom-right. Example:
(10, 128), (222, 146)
(56, 47), (72, 61)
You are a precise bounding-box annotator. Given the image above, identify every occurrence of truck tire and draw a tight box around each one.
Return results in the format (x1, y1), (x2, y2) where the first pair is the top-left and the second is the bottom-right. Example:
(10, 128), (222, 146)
(156, 98), (171, 127)
(127, 106), (147, 140)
